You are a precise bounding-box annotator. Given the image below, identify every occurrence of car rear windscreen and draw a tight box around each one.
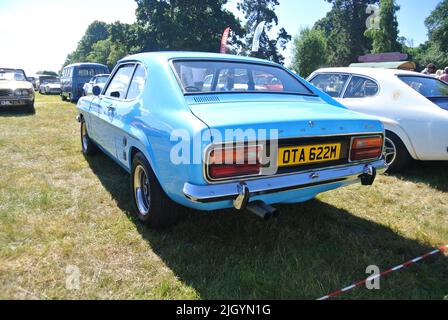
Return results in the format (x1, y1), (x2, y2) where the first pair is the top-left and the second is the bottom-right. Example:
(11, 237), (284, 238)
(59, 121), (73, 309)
(398, 75), (448, 111)
(398, 75), (448, 98)
(172, 60), (314, 95)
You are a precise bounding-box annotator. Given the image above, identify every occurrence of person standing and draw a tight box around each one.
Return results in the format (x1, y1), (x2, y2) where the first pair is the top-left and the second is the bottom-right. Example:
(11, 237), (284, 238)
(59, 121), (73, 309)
(439, 67), (448, 82)
(422, 63), (437, 76)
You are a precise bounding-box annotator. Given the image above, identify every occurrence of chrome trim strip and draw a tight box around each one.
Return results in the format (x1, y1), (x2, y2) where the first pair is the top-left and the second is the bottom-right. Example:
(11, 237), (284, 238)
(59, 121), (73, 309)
(185, 159), (387, 203)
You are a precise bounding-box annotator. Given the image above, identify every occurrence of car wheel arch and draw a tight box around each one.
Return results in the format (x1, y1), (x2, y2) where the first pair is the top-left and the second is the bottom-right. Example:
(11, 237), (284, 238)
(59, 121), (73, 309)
(378, 118), (418, 160)
(128, 144), (159, 179)
(128, 145), (169, 194)
(385, 129), (417, 160)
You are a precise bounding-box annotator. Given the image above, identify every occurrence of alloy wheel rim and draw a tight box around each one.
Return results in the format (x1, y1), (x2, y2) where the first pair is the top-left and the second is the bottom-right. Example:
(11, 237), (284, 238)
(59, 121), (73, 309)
(134, 165), (151, 216)
(384, 137), (397, 166)
(81, 123), (89, 151)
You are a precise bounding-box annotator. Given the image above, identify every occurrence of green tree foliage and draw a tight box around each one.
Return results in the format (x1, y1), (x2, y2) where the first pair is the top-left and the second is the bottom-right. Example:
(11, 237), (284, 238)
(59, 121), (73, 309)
(64, 21), (138, 71)
(237, 0), (291, 64)
(413, 43), (448, 71)
(316, 0), (379, 66)
(134, 0), (243, 52)
(365, 0), (401, 53)
(86, 40), (112, 67)
(413, 0), (448, 69)
(64, 21), (110, 66)
(425, 0), (448, 53)
(291, 27), (328, 78)
(401, 0), (448, 71)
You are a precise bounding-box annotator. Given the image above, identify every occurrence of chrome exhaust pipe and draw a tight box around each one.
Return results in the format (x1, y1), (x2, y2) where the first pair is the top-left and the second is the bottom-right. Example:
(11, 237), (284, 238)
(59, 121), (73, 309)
(360, 165), (377, 186)
(247, 201), (279, 220)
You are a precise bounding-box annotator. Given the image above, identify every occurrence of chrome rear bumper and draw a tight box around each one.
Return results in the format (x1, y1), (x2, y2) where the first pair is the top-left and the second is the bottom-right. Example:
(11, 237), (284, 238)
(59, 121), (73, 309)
(183, 160), (387, 207)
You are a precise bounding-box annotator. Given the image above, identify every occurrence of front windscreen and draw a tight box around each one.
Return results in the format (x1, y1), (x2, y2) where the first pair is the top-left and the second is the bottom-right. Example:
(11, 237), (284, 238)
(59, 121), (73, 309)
(41, 77), (60, 84)
(0, 69), (26, 81)
(172, 60), (314, 95)
(96, 76), (108, 84)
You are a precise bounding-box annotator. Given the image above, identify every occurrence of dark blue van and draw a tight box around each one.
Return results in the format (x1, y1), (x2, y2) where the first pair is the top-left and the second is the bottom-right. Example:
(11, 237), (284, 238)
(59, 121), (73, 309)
(61, 63), (109, 102)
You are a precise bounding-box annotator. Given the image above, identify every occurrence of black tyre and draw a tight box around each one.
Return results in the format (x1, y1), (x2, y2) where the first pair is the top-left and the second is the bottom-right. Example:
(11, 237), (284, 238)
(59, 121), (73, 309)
(61, 93), (67, 101)
(25, 102), (35, 114)
(384, 131), (412, 173)
(131, 152), (181, 229)
(80, 121), (97, 156)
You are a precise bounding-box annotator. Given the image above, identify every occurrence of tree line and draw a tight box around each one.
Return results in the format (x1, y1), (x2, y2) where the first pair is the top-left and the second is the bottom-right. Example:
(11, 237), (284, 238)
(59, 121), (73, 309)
(292, 0), (448, 77)
(64, 0), (448, 78)
(63, 0), (290, 70)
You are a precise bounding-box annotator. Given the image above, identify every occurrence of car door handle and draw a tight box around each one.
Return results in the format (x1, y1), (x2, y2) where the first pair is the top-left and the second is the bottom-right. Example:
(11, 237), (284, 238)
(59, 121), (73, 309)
(105, 104), (115, 111)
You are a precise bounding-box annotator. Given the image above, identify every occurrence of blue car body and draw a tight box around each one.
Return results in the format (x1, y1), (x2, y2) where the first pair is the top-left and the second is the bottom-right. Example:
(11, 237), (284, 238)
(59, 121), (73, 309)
(62, 63), (109, 102)
(77, 52), (386, 216)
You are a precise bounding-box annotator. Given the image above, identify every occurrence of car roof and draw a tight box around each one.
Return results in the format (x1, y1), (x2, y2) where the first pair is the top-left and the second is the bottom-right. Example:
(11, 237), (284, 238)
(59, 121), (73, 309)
(64, 63), (108, 68)
(312, 67), (428, 78)
(120, 51), (279, 66)
(0, 68), (25, 72)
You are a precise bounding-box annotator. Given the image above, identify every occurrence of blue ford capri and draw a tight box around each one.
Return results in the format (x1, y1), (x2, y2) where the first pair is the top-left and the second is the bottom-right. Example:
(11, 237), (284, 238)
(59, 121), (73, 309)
(76, 52), (387, 228)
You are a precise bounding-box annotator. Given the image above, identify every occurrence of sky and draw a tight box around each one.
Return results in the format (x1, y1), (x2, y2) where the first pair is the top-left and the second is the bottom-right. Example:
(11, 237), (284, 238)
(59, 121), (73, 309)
(0, 0), (441, 75)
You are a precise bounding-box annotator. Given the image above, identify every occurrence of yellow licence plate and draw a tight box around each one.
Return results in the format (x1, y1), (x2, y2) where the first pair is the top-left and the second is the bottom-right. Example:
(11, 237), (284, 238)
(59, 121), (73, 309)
(278, 143), (341, 167)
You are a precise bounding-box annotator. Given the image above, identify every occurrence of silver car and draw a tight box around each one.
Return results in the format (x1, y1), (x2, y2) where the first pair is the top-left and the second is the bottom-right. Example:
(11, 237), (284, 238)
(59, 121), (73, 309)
(82, 74), (109, 96)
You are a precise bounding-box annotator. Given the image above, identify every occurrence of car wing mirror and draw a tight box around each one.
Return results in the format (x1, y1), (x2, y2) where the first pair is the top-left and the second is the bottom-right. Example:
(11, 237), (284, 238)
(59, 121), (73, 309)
(92, 85), (102, 96)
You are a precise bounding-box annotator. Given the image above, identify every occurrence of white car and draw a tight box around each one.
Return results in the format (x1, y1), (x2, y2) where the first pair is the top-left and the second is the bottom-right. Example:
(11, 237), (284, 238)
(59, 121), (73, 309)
(308, 67), (448, 172)
(82, 74), (109, 96)
(39, 78), (61, 95)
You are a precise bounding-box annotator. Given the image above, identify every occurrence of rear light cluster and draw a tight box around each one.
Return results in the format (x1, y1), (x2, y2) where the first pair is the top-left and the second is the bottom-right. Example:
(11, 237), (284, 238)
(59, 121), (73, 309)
(350, 136), (383, 161)
(208, 146), (262, 180)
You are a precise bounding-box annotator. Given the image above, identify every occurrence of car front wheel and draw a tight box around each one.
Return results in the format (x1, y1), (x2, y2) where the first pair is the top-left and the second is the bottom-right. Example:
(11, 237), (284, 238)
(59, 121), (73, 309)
(131, 152), (181, 229)
(25, 102), (35, 114)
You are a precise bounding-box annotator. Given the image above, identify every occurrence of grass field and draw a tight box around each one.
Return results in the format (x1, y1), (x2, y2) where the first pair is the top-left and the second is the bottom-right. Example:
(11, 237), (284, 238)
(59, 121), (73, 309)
(0, 93), (447, 300)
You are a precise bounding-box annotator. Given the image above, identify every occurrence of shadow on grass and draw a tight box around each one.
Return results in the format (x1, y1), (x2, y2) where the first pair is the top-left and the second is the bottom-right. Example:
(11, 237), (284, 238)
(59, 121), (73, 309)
(393, 161), (448, 193)
(86, 152), (448, 300)
(0, 106), (35, 117)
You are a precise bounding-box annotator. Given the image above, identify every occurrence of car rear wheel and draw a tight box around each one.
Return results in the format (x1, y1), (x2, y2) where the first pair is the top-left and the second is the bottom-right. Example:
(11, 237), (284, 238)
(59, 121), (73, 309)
(131, 152), (181, 229)
(384, 132), (412, 173)
(80, 121), (97, 156)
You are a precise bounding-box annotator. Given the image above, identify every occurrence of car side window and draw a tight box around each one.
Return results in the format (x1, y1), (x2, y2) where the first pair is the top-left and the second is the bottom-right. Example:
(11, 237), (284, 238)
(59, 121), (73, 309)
(127, 65), (146, 100)
(344, 76), (379, 98)
(309, 74), (350, 98)
(104, 64), (135, 99)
